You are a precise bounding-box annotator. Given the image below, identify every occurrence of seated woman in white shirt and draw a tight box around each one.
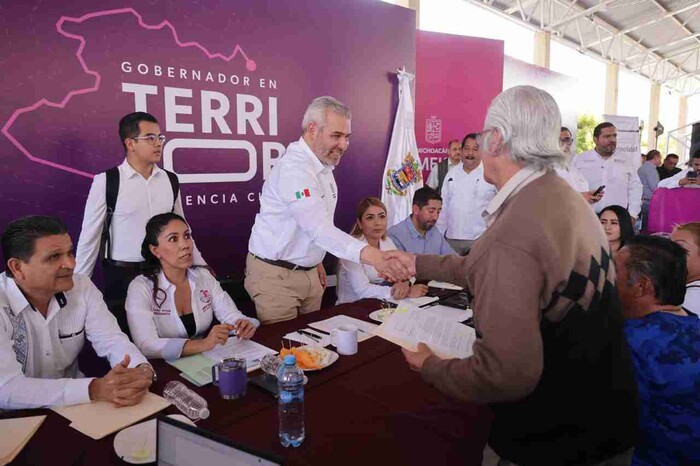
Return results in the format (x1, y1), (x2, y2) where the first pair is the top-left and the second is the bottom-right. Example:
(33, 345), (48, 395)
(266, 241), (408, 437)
(126, 213), (259, 360)
(336, 197), (428, 304)
(671, 222), (700, 314)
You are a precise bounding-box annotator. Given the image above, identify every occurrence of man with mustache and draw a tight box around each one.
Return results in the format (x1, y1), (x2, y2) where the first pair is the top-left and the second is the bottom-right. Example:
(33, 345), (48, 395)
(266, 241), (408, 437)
(0, 216), (154, 410)
(425, 139), (462, 194)
(573, 122), (643, 222)
(246, 96), (394, 324)
(387, 186), (456, 255)
(75, 112), (207, 333)
(436, 133), (497, 255)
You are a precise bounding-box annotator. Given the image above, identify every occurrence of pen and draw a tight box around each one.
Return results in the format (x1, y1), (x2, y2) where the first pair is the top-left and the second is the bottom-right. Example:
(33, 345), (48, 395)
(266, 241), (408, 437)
(297, 329), (321, 342)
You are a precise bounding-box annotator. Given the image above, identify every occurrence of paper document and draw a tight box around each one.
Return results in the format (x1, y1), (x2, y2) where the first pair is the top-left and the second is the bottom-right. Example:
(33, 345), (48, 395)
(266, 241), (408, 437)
(423, 304), (472, 323)
(390, 295), (439, 307)
(374, 305), (476, 359)
(52, 392), (170, 440)
(0, 415), (46, 465)
(168, 338), (277, 386)
(427, 280), (464, 291)
(309, 315), (377, 342)
(283, 328), (331, 347)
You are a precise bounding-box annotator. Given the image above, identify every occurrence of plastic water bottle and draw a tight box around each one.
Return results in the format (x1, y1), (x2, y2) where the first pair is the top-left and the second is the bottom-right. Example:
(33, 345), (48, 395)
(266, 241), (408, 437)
(277, 355), (305, 447)
(163, 381), (210, 420)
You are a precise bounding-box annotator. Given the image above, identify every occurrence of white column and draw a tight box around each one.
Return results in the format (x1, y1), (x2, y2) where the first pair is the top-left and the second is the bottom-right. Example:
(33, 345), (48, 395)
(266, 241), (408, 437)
(533, 31), (551, 69)
(604, 63), (619, 116)
(647, 83), (661, 150)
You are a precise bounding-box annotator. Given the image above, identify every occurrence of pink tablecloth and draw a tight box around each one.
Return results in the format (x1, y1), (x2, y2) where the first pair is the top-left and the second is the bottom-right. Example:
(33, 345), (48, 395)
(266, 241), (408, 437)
(647, 188), (700, 234)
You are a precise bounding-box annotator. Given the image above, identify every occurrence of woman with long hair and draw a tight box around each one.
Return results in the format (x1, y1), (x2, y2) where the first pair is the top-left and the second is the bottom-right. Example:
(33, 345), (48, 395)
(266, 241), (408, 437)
(336, 197), (428, 304)
(125, 213), (258, 359)
(671, 222), (700, 314)
(599, 205), (635, 257)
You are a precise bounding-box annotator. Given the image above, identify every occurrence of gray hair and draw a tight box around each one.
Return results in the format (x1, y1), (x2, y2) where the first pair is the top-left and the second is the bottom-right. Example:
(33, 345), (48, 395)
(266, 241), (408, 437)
(301, 96), (351, 133)
(483, 86), (565, 171)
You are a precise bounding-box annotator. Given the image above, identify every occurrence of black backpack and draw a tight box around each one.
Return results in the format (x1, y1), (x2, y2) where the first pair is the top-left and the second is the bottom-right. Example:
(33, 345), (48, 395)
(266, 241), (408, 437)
(99, 166), (180, 263)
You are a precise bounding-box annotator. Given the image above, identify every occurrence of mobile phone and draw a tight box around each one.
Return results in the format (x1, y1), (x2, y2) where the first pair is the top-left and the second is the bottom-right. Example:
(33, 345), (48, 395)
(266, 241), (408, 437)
(249, 373), (279, 397)
(687, 171), (698, 180)
(593, 185), (605, 196)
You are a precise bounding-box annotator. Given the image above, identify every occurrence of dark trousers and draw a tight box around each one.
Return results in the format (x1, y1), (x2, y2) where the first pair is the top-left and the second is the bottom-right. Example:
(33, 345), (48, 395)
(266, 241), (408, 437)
(102, 261), (142, 337)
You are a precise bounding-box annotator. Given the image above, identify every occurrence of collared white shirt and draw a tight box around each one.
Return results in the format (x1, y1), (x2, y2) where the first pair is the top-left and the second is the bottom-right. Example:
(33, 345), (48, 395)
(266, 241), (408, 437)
(248, 137), (366, 267)
(683, 280), (700, 315)
(554, 164), (590, 193)
(484, 167), (546, 227)
(426, 160), (459, 190)
(437, 163), (497, 240)
(125, 268), (259, 360)
(658, 168), (700, 189)
(75, 159), (205, 275)
(0, 273), (148, 410)
(573, 150), (643, 217)
(337, 236), (397, 304)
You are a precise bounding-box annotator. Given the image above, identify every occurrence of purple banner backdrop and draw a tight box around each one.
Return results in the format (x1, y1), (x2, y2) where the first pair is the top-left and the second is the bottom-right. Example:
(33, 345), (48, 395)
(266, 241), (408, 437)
(415, 31), (504, 180)
(0, 0), (415, 276)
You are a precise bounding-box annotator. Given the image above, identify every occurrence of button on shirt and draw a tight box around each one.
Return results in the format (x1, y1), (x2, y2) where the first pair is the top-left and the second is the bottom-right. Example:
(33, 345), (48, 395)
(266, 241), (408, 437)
(573, 150), (643, 217)
(248, 137), (366, 267)
(387, 216), (456, 255)
(126, 268), (260, 360)
(437, 163), (497, 240)
(75, 159), (205, 275)
(0, 273), (148, 410)
(337, 237), (396, 304)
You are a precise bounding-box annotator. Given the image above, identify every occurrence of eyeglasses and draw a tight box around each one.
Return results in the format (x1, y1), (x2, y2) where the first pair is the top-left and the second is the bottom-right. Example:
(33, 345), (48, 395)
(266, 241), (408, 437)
(131, 135), (166, 145)
(560, 137), (573, 144)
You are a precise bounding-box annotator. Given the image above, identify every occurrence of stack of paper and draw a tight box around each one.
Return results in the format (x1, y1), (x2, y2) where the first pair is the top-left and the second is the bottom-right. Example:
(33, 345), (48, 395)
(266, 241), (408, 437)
(308, 315), (378, 342)
(51, 392), (170, 440)
(373, 305), (476, 359)
(167, 338), (277, 386)
(0, 415), (45, 465)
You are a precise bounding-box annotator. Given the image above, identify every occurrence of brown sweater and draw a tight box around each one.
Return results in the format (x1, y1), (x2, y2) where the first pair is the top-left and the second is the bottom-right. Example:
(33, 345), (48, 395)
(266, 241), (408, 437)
(418, 172), (637, 465)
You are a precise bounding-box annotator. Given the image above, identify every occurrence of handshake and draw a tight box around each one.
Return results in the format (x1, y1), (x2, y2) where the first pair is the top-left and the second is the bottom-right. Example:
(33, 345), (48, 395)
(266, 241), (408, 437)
(360, 247), (417, 283)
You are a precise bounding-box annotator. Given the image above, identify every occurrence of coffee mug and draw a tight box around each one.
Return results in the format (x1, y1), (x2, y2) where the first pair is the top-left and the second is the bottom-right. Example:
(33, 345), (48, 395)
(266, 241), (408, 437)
(211, 357), (247, 400)
(330, 325), (358, 355)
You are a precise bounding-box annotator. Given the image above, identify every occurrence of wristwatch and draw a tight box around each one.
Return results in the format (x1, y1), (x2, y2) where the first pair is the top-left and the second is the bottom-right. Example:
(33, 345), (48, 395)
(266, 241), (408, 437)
(138, 363), (158, 384)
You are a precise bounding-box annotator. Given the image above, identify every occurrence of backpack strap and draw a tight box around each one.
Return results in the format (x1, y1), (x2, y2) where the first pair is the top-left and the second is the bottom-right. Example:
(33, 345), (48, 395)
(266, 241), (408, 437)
(164, 169), (180, 212)
(100, 167), (120, 263)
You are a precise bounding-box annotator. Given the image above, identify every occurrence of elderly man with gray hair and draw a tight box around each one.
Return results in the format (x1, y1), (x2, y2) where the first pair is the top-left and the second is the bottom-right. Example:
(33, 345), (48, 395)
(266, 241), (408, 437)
(387, 86), (638, 465)
(246, 96), (392, 324)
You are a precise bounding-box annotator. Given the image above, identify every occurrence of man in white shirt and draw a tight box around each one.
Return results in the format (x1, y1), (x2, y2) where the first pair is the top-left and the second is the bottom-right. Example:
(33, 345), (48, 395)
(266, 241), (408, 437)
(75, 112), (206, 332)
(425, 139), (462, 194)
(555, 127), (603, 205)
(573, 122), (643, 221)
(436, 133), (497, 255)
(246, 96), (393, 324)
(658, 151), (700, 189)
(0, 216), (154, 410)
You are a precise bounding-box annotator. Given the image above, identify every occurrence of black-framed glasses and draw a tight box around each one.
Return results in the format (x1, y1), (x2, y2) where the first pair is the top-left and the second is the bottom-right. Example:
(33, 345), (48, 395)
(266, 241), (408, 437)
(131, 134), (166, 145)
(560, 137), (573, 144)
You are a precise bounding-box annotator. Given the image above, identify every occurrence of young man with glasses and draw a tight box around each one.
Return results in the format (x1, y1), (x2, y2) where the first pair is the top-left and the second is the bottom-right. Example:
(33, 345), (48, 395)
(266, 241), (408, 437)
(75, 112), (207, 332)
